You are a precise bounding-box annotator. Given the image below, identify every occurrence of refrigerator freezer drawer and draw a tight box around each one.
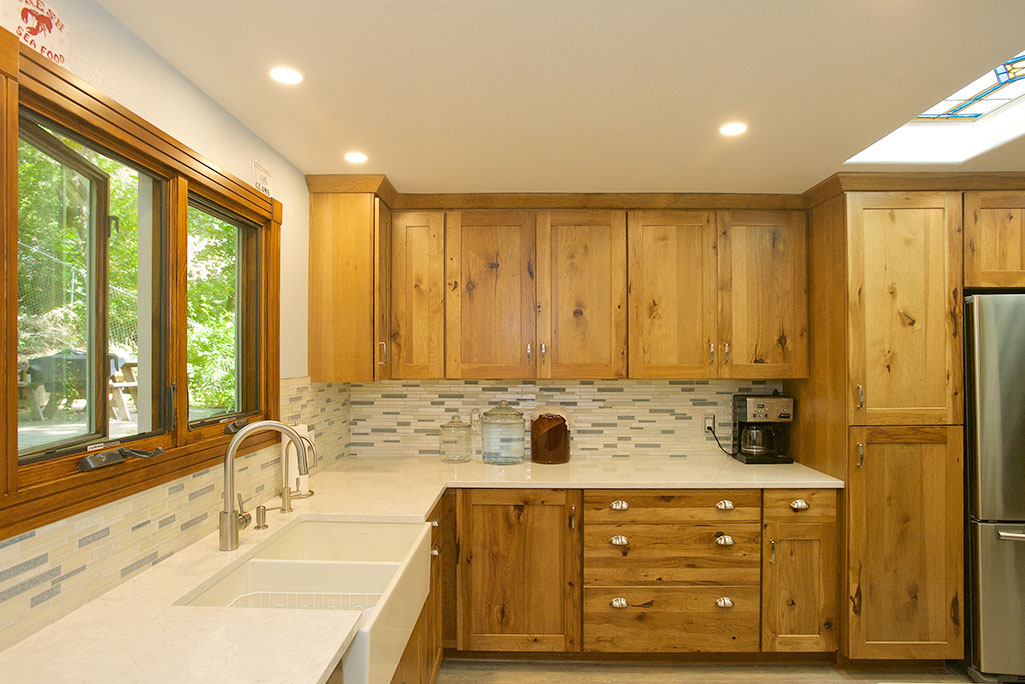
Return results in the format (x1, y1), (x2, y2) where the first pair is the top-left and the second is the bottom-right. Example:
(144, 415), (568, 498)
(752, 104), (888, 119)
(970, 521), (1025, 677)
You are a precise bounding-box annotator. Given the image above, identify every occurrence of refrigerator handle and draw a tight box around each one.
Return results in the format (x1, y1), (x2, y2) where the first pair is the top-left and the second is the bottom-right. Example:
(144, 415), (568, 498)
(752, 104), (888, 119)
(997, 531), (1025, 541)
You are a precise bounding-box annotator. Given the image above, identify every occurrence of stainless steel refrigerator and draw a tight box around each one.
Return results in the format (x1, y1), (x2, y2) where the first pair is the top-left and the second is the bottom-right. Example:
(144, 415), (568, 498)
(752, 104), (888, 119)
(965, 294), (1025, 682)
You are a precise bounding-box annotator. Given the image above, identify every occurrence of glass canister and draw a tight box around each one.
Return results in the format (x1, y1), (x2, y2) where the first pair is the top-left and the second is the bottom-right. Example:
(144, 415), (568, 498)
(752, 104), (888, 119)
(530, 406), (571, 464)
(481, 401), (525, 465)
(439, 415), (472, 463)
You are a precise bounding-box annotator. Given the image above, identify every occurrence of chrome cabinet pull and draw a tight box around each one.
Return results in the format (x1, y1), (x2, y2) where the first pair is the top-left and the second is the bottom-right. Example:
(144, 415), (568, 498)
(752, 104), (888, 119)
(609, 597), (628, 609)
(856, 442), (865, 468)
(769, 539), (776, 565)
(715, 499), (735, 511)
(715, 597), (734, 609)
(431, 546), (440, 557)
(856, 384), (864, 408)
(724, 342), (730, 363)
(610, 499), (630, 511)
(569, 505), (577, 530)
(709, 342), (715, 365)
(540, 342), (547, 364)
(790, 499), (810, 511)
(610, 535), (630, 546)
(997, 531), (1025, 541)
(377, 341), (387, 365)
(715, 533), (735, 546)
(430, 519), (439, 528)
(527, 343), (532, 362)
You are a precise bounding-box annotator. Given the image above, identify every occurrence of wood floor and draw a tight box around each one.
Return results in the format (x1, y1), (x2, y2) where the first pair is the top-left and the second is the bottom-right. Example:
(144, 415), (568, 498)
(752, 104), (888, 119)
(437, 661), (972, 683)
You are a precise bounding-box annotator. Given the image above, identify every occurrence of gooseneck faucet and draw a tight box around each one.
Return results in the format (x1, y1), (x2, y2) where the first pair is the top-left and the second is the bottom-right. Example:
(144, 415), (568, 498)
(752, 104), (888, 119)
(219, 420), (309, 551)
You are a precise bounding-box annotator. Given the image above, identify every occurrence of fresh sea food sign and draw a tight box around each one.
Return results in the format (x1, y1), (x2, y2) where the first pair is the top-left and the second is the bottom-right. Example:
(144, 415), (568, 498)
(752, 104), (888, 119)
(1, 0), (69, 66)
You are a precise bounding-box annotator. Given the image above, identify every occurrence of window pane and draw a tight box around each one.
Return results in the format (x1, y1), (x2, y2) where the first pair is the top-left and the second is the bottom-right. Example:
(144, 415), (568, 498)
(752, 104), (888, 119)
(16, 114), (165, 460)
(186, 203), (258, 423)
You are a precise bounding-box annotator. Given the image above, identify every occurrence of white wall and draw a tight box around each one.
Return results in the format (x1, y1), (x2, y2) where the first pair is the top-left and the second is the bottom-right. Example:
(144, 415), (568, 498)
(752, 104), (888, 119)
(10, 0), (310, 377)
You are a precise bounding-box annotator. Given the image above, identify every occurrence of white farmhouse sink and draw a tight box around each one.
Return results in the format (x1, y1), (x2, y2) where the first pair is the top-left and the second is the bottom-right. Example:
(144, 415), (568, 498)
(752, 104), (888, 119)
(177, 519), (430, 684)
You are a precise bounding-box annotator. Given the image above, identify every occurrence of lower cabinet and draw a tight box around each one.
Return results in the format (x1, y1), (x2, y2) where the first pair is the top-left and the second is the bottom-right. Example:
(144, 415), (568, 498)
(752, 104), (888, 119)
(456, 488), (582, 652)
(582, 489), (762, 653)
(446, 486), (841, 657)
(846, 426), (964, 660)
(761, 489), (838, 653)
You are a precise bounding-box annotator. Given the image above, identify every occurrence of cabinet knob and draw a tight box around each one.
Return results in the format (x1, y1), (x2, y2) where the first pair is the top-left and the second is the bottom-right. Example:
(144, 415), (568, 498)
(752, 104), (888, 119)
(715, 597), (735, 609)
(609, 597), (628, 609)
(714, 533), (735, 546)
(790, 499), (810, 511)
(610, 500), (630, 511)
(715, 499), (735, 511)
(610, 535), (630, 547)
(431, 546), (440, 557)
(430, 518), (440, 527)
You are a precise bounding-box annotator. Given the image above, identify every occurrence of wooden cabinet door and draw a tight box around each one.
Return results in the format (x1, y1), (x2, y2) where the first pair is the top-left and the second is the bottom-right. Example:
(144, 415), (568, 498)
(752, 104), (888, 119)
(423, 503), (444, 683)
(717, 210), (808, 379)
(391, 211), (445, 378)
(390, 609), (422, 684)
(374, 198), (393, 380)
(536, 210), (627, 379)
(762, 522), (837, 652)
(846, 192), (963, 425)
(964, 191), (1025, 287)
(846, 426), (964, 660)
(626, 210), (717, 378)
(309, 192), (376, 382)
(445, 211), (536, 378)
(456, 489), (582, 652)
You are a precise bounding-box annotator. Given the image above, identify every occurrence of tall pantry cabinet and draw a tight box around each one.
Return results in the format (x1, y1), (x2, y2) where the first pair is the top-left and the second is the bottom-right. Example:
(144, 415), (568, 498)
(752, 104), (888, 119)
(786, 190), (964, 660)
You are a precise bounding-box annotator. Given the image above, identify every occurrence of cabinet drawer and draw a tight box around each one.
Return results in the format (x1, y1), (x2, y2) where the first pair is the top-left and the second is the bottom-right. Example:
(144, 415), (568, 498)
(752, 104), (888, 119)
(762, 489), (837, 523)
(583, 586), (760, 652)
(584, 489), (760, 524)
(583, 523), (760, 586)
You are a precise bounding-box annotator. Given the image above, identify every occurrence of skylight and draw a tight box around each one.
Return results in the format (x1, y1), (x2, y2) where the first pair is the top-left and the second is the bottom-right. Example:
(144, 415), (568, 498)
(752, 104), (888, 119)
(846, 49), (1025, 165)
(915, 51), (1025, 122)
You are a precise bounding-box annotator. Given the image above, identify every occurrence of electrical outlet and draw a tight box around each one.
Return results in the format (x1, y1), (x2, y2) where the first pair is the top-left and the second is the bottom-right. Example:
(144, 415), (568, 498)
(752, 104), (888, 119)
(703, 415), (715, 433)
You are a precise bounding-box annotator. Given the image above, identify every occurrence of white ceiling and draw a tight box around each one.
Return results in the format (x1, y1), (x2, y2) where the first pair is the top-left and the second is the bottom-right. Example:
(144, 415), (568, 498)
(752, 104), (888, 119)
(96, 0), (1025, 194)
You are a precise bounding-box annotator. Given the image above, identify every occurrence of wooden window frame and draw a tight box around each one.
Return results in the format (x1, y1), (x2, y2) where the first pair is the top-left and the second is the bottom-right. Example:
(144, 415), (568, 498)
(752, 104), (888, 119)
(0, 34), (281, 541)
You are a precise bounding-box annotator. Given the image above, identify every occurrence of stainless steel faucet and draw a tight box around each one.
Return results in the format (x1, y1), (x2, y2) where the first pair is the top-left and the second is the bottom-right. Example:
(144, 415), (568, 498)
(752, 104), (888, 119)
(219, 420), (309, 551)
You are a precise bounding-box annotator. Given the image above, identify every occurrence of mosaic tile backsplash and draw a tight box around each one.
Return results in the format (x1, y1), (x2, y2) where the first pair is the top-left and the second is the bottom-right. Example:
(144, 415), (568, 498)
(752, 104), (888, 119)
(347, 379), (780, 459)
(1, 375), (777, 652)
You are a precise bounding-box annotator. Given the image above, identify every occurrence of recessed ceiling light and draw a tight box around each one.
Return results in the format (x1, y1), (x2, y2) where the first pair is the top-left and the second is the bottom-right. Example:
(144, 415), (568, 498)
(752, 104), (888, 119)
(269, 67), (303, 85)
(344, 151), (368, 164)
(719, 122), (748, 136)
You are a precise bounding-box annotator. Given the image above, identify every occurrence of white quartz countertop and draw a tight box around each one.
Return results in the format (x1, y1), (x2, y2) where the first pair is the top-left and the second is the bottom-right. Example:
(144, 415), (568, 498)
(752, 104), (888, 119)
(0, 453), (841, 682)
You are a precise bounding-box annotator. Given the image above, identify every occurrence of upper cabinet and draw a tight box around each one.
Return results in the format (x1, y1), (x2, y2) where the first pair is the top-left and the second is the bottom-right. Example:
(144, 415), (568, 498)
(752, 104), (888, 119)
(309, 193), (810, 382)
(309, 192), (392, 382)
(375, 200), (393, 380)
(445, 210), (537, 379)
(536, 210), (627, 379)
(628, 210), (809, 380)
(391, 211), (446, 378)
(846, 192), (963, 425)
(717, 210), (809, 379)
(627, 211), (718, 378)
(964, 191), (1025, 288)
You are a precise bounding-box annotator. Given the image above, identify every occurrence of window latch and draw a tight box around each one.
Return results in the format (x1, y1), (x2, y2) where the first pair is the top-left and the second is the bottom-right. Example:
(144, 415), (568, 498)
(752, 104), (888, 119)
(78, 446), (164, 472)
(224, 418), (250, 435)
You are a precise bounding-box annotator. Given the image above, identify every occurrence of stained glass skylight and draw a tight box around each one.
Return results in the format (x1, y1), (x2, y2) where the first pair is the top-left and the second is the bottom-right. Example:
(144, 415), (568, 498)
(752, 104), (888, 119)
(916, 50), (1025, 121)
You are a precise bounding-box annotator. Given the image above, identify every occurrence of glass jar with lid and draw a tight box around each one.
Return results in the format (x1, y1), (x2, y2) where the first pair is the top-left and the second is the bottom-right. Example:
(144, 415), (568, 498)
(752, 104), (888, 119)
(439, 415), (472, 463)
(481, 401), (525, 465)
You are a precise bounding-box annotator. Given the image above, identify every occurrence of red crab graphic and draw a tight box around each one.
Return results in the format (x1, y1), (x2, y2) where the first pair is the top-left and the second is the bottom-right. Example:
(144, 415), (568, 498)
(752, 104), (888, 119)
(20, 7), (54, 37)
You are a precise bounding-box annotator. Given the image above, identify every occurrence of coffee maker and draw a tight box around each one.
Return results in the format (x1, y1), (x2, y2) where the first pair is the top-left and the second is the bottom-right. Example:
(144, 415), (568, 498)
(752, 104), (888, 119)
(731, 393), (794, 464)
